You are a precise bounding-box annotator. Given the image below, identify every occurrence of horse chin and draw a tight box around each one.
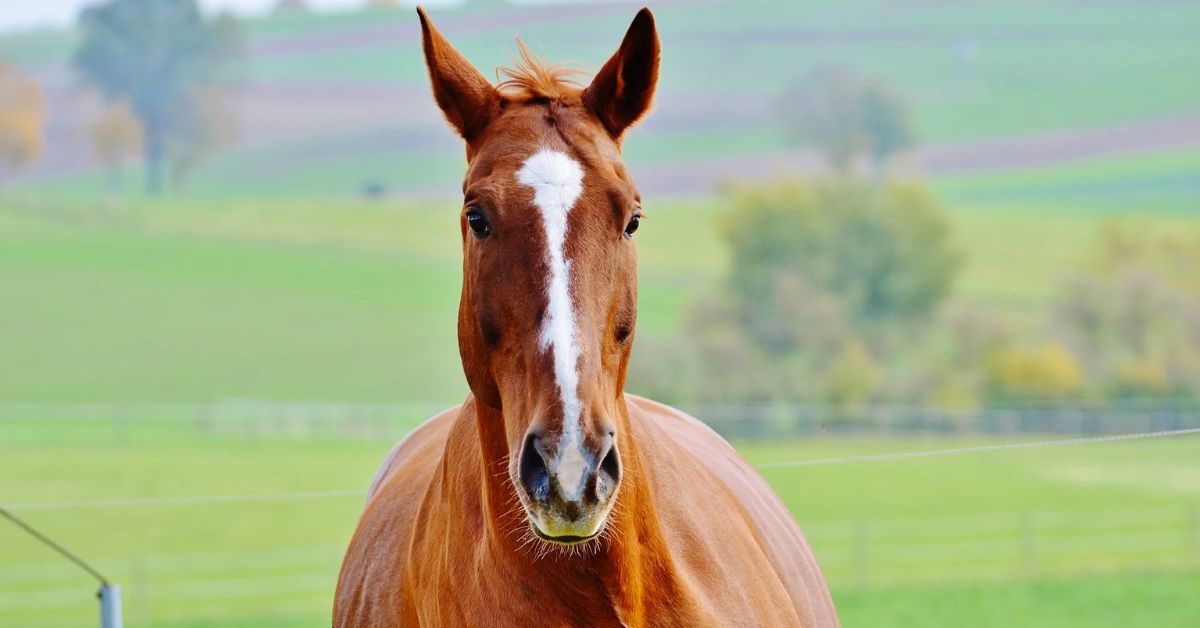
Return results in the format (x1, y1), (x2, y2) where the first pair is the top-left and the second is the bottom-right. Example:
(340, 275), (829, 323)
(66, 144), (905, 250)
(529, 522), (605, 545)
(524, 508), (612, 546)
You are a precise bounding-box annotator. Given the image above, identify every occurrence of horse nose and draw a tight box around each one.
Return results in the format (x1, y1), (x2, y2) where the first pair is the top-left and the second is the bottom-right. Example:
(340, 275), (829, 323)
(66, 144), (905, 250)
(518, 430), (620, 514)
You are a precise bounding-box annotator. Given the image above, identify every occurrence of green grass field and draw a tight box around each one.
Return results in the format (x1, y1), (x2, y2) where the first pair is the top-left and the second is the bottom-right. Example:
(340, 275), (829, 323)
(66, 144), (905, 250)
(3, 187), (1198, 625)
(227, 0), (1200, 141)
(2, 418), (1197, 627)
(3, 165), (1198, 403)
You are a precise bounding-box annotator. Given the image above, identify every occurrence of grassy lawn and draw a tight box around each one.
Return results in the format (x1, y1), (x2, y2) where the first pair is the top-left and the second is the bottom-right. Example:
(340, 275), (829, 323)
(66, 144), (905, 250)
(2, 422), (1196, 627)
(936, 149), (1200, 213)
(4, 187), (1199, 402)
(836, 570), (1200, 628)
(0, 196), (720, 402)
(2, 188), (1198, 626)
(222, 0), (1200, 141)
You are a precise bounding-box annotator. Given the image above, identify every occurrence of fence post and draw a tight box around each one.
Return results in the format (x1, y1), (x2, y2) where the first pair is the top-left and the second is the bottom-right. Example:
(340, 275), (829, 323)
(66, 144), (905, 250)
(99, 583), (123, 628)
(854, 521), (871, 585)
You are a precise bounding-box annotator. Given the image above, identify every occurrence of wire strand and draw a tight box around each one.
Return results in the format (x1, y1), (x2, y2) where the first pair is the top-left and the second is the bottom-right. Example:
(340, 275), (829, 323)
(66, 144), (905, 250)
(0, 506), (109, 585)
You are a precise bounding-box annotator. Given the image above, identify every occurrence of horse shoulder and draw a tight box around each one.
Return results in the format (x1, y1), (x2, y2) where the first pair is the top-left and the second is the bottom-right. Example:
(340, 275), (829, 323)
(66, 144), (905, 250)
(334, 404), (460, 627)
(625, 394), (839, 627)
(364, 405), (461, 502)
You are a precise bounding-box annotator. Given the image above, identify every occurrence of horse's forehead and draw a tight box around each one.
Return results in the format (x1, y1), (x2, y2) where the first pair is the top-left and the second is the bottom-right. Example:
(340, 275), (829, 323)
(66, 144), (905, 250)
(468, 104), (623, 196)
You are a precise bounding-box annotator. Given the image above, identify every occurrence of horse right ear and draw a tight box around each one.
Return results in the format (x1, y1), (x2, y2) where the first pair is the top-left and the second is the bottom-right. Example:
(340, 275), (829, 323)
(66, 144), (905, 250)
(417, 7), (500, 141)
(583, 7), (660, 141)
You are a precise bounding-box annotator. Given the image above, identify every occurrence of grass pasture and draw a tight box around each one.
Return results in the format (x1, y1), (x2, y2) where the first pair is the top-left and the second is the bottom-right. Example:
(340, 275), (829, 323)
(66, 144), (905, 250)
(2, 417), (1198, 627)
(4, 194), (1200, 627)
(4, 180), (1199, 403)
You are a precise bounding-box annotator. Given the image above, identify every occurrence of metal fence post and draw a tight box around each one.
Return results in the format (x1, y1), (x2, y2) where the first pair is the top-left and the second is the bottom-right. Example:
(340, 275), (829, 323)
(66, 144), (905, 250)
(99, 583), (123, 628)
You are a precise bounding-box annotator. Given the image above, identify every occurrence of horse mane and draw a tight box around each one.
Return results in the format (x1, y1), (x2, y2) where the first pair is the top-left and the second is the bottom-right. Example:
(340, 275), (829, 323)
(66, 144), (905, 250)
(497, 39), (586, 100)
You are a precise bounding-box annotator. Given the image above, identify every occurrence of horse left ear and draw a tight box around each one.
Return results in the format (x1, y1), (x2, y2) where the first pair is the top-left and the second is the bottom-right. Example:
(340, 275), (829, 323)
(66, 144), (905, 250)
(583, 7), (660, 140)
(417, 6), (500, 142)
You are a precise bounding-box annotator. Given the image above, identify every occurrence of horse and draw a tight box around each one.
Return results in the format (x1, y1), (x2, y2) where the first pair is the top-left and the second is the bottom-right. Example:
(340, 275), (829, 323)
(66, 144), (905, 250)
(334, 7), (839, 626)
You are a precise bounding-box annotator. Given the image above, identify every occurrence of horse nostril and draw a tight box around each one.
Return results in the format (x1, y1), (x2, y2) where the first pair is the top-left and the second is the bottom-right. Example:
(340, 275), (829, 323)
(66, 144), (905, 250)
(599, 443), (621, 486)
(518, 432), (550, 503)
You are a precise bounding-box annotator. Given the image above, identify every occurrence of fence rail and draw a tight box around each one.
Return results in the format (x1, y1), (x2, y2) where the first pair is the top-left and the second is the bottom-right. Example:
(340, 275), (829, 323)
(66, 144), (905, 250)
(2, 504), (1196, 619)
(3, 400), (1200, 441)
(806, 504), (1200, 586)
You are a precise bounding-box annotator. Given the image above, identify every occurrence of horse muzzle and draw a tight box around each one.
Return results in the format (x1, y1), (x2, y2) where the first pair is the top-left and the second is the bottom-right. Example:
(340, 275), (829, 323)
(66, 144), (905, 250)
(516, 429), (621, 544)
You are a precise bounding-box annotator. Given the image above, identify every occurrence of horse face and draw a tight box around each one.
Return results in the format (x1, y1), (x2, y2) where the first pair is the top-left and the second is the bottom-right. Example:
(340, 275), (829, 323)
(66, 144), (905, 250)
(419, 8), (658, 544)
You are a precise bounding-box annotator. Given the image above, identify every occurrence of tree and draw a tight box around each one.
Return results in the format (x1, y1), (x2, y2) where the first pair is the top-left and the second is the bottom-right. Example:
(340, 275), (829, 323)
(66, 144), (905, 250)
(167, 86), (237, 191)
(74, 0), (241, 195)
(721, 178), (960, 351)
(86, 98), (142, 189)
(778, 66), (916, 173)
(0, 62), (46, 184)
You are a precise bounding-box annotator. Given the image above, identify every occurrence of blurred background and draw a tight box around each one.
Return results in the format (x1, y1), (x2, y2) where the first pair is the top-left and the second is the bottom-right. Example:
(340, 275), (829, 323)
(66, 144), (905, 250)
(1, 0), (1198, 626)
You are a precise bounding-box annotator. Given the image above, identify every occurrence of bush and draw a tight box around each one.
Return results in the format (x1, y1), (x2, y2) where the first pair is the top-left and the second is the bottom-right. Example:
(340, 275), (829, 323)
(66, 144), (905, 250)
(721, 178), (960, 349)
(1055, 242), (1200, 397)
(984, 342), (1084, 400)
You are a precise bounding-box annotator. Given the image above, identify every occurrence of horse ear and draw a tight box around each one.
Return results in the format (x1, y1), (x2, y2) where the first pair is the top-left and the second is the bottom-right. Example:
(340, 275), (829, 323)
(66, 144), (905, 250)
(583, 7), (660, 140)
(417, 7), (500, 141)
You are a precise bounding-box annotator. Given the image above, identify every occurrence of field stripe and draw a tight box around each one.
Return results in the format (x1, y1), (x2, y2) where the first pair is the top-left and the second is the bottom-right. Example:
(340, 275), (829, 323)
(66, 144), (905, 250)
(756, 426), (1200, 469)
(4, 489), (366, 511)
(5, 427), (1198, 511)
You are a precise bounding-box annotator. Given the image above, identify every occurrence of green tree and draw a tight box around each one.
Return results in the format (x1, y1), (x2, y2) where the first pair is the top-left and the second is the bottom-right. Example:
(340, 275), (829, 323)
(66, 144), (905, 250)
(779, 66), (915, 173)
(74, 0), (241, 194)
(721, 178), (960, 351)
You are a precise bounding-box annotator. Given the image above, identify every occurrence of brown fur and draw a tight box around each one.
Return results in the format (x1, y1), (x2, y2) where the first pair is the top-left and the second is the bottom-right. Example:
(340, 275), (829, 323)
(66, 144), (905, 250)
(334, 7), (839, 627)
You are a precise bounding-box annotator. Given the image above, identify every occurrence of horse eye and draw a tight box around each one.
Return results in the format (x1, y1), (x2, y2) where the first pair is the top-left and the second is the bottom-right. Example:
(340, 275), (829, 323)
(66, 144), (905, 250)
(466, 208), (491, 238)
(623, 215), (640, 238)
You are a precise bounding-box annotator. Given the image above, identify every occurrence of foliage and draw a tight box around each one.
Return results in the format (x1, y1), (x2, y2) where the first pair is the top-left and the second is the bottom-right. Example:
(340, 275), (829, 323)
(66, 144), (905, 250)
(822, 339), (881, 405)
(670, 177), (962, 406)
(1054, 223), (1200, 397)
(778, 66), (916, 172)
(983, 341), (1083, 400)
(167, 86), (239, 191)
(721, 178), (960, 348)
(0, 62), (46, 183)
(86, 98), (142, 188)
(75, 0), (242, 194)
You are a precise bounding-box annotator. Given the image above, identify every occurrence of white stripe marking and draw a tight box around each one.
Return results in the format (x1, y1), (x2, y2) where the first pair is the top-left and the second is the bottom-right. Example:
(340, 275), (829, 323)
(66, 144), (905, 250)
(517, 148), (587, 499)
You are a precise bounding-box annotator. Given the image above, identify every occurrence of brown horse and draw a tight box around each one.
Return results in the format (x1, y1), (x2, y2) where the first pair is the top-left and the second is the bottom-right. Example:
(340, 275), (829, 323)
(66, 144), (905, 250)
(334, 7), (838, 626)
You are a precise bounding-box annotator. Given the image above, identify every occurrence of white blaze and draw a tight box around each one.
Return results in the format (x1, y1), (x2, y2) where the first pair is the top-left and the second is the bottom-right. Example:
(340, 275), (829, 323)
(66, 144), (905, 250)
(517, 148), (587, 499)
